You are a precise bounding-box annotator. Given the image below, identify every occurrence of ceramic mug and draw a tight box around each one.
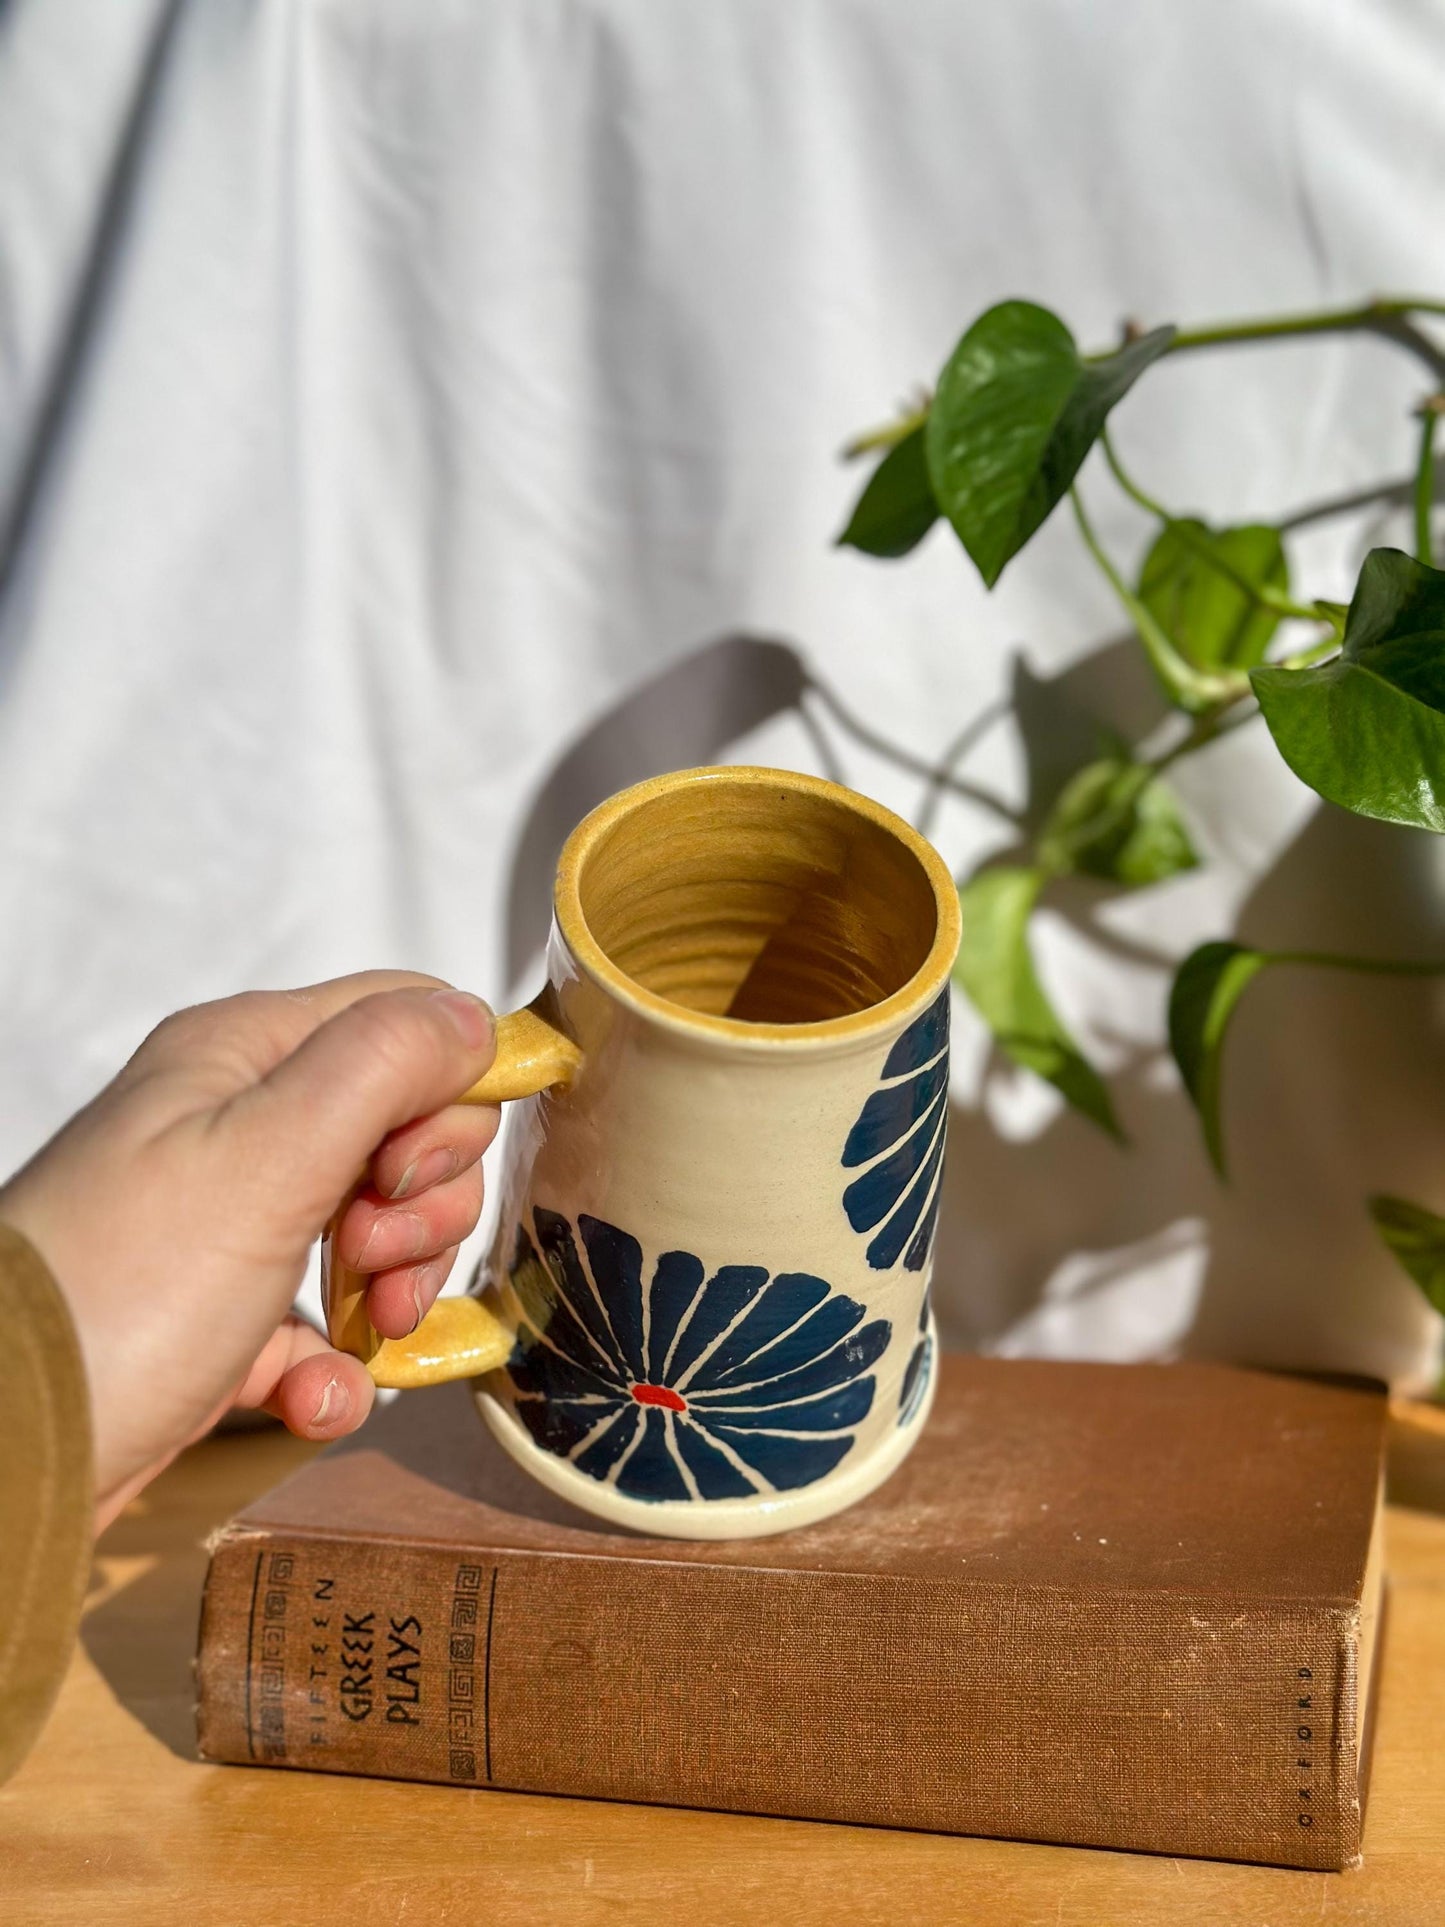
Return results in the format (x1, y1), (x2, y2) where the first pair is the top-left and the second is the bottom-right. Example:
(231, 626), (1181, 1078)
(324, 766), (960, 1539)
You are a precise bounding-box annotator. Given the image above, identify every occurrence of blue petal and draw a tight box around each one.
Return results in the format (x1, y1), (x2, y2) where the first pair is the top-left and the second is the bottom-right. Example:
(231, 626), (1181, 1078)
(509, 1338), (622, 1405)
(510, 1227), (627, 1388)
(515, 1394), (614, 1457)
(904, 1185), (941, 1272)
(841, 1054), (949, 1168)
(579, 1215), (646, 1380)
(673, 1422), (759, 1499)
(533, 1207), (629, 1382)
(898, 1335), (932, 1423)
(898, 1340), (925, 1413)
(615, 1407), (690, 1500)
(882, 990), (950, 1077)
(698, 1426), (855, 1491)
(689, 1319), (890, 1409)
(573, 1404), (640, 1478)
(644, 1249), (705, 1381)
(840, 994), (951, 1274)
(864, 1129), (945, 1270)
(665, 1265), (769, 1385)
(843, 1092), (946, 1232)
(683, 1272), (831, 1390)
(695, 1291), (865, 1392)
(693, 1377), (874, 1432)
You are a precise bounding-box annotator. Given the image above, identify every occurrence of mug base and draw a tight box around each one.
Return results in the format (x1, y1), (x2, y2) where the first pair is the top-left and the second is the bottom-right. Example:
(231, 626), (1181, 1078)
(471, 1321), (938, 1541)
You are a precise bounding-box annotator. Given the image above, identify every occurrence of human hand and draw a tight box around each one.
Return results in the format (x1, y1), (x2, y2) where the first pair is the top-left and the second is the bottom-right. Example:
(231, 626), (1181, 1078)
(0, 972), (500, 1531)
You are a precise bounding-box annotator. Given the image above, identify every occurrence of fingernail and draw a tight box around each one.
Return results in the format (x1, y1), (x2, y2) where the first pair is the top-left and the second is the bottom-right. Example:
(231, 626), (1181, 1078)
(407, 1264), (443, 1334)
(432, 990), (493, 1050)
(357, 1210), (427, 1266)
(311, 1376), (350, 1429)
(389, 1146), (458, 1199)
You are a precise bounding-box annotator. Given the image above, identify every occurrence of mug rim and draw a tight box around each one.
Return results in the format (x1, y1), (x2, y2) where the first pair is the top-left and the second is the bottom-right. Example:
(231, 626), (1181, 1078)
(552, 765), (961, 1052)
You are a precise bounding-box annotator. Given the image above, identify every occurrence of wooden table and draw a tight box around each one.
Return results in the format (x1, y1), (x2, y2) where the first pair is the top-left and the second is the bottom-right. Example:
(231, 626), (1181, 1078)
(6, 1415), (1445, 1926)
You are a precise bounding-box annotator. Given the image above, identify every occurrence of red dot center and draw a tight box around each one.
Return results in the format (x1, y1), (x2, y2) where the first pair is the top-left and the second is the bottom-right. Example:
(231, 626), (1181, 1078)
(631, 1383), (687, 1413)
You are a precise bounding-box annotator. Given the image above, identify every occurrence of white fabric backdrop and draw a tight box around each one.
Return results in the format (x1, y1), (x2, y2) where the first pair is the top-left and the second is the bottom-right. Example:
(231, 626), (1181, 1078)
(2, 0), (1443, 1382)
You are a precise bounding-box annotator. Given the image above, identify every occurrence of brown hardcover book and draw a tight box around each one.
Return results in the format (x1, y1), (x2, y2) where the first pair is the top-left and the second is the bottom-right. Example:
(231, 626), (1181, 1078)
(195, 1357), (1386, 1869)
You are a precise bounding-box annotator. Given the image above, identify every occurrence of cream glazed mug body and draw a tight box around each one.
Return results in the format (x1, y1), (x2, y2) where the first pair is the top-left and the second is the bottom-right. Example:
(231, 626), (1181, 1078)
(324, 766), (961, 1539)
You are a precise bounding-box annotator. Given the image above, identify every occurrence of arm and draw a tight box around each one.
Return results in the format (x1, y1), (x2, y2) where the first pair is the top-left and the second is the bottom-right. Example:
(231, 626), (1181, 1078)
(0, 969), (501, 1780)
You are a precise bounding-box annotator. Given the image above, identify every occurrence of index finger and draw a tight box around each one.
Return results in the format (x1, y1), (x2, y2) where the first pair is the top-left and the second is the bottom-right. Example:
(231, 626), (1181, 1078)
(127, 970), (458, 1093)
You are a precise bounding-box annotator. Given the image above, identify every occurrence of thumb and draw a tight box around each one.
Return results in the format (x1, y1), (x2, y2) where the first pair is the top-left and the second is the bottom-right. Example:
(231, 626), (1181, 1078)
(228, 985), (497, 1227)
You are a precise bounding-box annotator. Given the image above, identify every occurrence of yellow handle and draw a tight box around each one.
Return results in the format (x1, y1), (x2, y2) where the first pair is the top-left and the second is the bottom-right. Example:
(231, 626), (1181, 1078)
(458, 1003), (584, 1104)
(322, 995), (581, 1390)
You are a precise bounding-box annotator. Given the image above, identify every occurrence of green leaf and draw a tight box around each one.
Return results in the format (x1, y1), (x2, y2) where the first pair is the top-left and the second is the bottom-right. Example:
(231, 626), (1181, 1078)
(1252, 547), (1445, 831)
(1138, 520), (1286, 671)
(1369, 1194), (1445, 1315)
(1167, 941), (1272, 1177)
(925, 302), (1174, 588)
(1038, 754), (1199, 886)
(954, 865), (1123, 1139)
(836, 425), (939, 558)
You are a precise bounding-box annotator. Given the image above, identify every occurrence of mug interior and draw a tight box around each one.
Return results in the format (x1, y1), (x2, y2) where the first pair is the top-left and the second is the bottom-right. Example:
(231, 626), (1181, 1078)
(572, 775), (939, 1024)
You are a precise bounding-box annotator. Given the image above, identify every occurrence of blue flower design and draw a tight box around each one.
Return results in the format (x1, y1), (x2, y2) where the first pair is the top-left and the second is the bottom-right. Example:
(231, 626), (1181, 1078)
(898, 1287), (933, 1425)
(841, 989), (949, 1271)
(501, 1208), (891, 1503)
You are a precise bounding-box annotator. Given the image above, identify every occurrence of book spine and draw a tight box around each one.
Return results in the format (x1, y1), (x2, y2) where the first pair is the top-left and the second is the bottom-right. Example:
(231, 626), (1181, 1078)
(196, 1527), (1361, 1870)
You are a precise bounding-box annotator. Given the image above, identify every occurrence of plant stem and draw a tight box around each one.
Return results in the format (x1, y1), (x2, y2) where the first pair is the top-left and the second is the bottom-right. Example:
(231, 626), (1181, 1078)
(1415, 407), (1440, 564)
(1168, 297), (1440, 347)
(1099, 433), (1343, 629)
(1147, 706), (1244, 774)
(1276, 949), (1445, 978)
(1273, 634), (1342, 671)
(1097, 297), (1445, 385)
(839, 403), (930, 462)
(1069, 487), (1247, 711)
(1280, 472), (1428, 535)
(1166, 298), (1445, 372)
(1069, 484), (1143, 609)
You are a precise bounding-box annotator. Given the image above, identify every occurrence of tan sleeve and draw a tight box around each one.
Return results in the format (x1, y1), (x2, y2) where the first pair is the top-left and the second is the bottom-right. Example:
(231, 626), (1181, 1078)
(0, 1221), (93, 1784)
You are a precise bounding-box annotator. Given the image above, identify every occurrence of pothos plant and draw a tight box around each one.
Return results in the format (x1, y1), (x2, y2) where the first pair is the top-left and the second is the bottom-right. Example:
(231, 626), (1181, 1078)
(838, 295), (1445, 1361)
